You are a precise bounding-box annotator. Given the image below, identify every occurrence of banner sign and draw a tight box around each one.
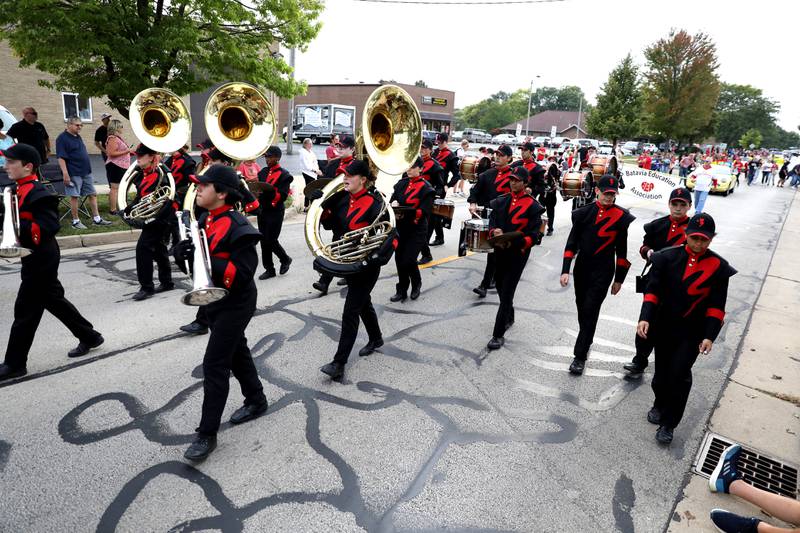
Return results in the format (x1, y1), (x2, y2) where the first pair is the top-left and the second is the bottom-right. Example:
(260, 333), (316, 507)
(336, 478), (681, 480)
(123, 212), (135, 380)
(422, 96), (448, 106)
(620, 164), (679, 203)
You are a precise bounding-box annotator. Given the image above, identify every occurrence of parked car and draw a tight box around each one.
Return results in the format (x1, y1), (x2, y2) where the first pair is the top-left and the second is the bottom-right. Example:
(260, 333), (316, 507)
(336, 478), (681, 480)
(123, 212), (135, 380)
(463, 128), (490, 143)
(422, 130), (438, 144)
(685, 165), (737, 196)
(515, 135), (530, 146)
(598, 143), (614, 155)
(531, 136), (551, 147)
(642, 143), (658, 153)
(560, 141), (580, 152)
(621, 141), (642, 155)
(491, 133), (517, 145)
(550, 136), (569, 148)
(574, 138), (599, 149)
(0, 105), (15, 133)
(451, 130), (464, 142)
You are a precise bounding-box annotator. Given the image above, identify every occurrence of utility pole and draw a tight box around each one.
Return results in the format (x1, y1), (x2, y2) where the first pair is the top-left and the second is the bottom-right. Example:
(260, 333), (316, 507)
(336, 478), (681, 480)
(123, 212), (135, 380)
(285, 47), (296, 155)
(577, 97), (582, 134)
(525, 75), (540, 137)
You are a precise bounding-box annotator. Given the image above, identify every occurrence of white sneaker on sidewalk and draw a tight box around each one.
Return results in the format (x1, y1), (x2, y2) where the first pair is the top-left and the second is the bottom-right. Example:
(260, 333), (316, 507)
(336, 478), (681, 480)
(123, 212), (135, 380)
(71, 221), (88, 230)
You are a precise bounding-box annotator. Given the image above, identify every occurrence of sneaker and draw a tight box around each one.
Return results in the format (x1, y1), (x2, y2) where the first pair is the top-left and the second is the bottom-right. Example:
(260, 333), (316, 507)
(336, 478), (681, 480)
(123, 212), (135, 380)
(93, 218), (113, 226)
(709, 509), (760, 533)
(709, 444), (743, 494)
(71, 221), (88, 230)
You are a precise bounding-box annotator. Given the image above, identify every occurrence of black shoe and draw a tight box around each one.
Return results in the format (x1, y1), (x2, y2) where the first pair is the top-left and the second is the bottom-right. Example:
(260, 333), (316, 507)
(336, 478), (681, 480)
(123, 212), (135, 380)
(279, 257), (292, 275)
(656, 426), (674, 444)
(229, 402), (268, 425)
(0, 364), (27, 382)
(472, 286), (487, 298)
(390, 292), (407, 303)
(258, 269), (277, 280)
(337, 278), (348, 286)
(312, 281), (329, 295)
(132, 288), (155, 301)
(359, 339), (384, 357)
(488, 280), (496, 290)
(647, 406), (662, 425)
(624, 361), (647, 377)
(68, 334), (104, 358)
(418, 255), (433, 265)
(568, 358), (585, 375)
(154, 283), (175, 293)
(429, 239), (444, 246)
(546, 228), (553, 236)
(180, 321), (209, 335)
(410, 286), (421, 300)
(184, 435), (217, 461)
(487, 337), (505, 350)
(320, 361), (345, 379)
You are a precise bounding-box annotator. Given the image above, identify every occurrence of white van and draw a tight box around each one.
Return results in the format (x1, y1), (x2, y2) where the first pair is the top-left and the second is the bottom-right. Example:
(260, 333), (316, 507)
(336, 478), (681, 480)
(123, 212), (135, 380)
(0, 105), (16, 133)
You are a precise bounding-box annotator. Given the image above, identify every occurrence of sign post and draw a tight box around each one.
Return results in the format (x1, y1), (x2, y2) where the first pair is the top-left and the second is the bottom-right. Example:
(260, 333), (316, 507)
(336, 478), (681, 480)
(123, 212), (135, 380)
(515, 123), (522, 137)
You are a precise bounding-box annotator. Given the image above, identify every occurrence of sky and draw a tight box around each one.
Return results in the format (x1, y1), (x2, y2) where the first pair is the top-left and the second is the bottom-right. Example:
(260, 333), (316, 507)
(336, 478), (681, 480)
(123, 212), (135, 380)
(287, 0), (799, 131)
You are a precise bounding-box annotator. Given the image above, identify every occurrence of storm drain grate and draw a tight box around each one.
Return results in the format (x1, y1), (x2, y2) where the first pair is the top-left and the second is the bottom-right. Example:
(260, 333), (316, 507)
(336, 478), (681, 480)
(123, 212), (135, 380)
(694, 432), (798, 500)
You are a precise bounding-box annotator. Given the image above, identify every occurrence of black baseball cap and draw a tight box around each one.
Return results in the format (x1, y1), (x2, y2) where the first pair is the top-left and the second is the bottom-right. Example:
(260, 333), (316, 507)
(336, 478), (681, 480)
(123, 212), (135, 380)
(0, 143), (41, 166)
(339, 135), (356, 149)
(597, 174), (620, 193)
(520, 142), (536, 152)
(496, 144), (513, 157)
(510, 166), (528, 182)
(208, 148), (233, 164)
(421, 139), (434, 149)
(344, 159), (371, 178)
(134, 143), (158, 156)
(669, 187), (692, 204)
(192, 164), (240, 188)
(686, 213), (715, 240)
(265, 145), (282, 158)
(436, 132), (449, 143)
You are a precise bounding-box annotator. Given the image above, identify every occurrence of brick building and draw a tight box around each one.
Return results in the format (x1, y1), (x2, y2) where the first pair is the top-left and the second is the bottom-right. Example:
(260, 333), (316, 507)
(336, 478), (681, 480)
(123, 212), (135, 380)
(278, 83), (455, 136)
(498, 110), (588, 139)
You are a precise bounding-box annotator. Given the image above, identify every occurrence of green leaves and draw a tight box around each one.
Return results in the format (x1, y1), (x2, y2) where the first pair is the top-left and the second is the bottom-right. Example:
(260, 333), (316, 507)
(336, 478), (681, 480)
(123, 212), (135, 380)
(586, 54), (642, 146)
(739, 128), (763, 149)
(0, 0), (322, 117)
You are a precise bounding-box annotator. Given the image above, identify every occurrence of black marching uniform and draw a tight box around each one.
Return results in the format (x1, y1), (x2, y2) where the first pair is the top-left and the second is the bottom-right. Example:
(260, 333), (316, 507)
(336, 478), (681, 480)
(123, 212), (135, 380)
(164, 150), (197, 245)
(539, 163), (560, 233)
(185, 205), (267, 437)
(315, 156), (354, 291)
(488, 190), (544, 339)
(255, 163), (293, 274)
(640, 243), (735, 430)
(3, 175), (101, 372)
(562, 199), (635, 362)
(391, 173), (435, 297)
(418, 155), (445, 260)
(320, 187), (387, 365)
(430, 145), (460, 244)
(511, 157), (546, 197)
(466, 164), (513, 291)
(132, 164), (175, 293)
(629, 213), (689, 370)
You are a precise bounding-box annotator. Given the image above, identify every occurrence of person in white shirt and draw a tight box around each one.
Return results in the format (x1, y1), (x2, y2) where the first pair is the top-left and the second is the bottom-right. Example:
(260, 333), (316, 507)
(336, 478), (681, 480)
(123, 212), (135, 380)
(689, 159), (714, 213)
(760, 159), (773, 185)
(453, 139), (471, 196)
(300, 138), (322, 209)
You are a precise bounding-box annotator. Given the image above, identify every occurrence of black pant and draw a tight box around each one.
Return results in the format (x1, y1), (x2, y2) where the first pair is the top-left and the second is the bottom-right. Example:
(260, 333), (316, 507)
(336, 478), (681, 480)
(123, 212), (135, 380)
(257, 208), (289, 271)
(195, 306), (208, 328)
(492, 249), (529, 338)
(480, 252), (496, 289)
(198, 290), (266, 436)
(572, 261), (614, 360)
(4, 242), (97, 369)
(302, 173), (315, 208)
(631, 332), (655, 369)
(538, 192), (556, 230)
(136, 222), (172, 290)
(651, 326), (701, 429)
(395, 224), (426, 294)
(333, 267), (382, 365)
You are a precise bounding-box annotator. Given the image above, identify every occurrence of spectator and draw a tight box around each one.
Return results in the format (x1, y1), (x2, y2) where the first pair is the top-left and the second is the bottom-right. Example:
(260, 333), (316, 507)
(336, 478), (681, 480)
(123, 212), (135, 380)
(761, 159), (773, 185)
(325, 135), (340, 161)
(689, 159), (714, 213)
(638, 151), (653, 170)
(94, 113), (112, 162)
(299, 138), (321, 209)
(680, 153), (695, 180)
(777, 161), (789, 188)
(453, 139), (471, 196)
(56, 116), (112, 229)
(103, 119), (131, 215)
(747, 158), (759, 186)
(6, 107), (50, 163)
(237, 159), (261, 181)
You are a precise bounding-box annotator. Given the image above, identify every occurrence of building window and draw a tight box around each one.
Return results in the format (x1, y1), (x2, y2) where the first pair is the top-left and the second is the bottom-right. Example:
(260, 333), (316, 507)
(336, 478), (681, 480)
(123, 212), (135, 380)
(61, 93), (92, 122)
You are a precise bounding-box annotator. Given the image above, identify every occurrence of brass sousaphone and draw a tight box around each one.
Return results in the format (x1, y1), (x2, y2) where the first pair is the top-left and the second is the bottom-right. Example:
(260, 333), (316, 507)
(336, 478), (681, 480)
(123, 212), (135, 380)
(304, 85), (422, 275)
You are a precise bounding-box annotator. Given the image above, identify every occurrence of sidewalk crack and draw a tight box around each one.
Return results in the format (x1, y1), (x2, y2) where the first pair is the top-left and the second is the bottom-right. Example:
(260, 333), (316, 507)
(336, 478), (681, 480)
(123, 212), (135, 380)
(728, 377), (800, 407)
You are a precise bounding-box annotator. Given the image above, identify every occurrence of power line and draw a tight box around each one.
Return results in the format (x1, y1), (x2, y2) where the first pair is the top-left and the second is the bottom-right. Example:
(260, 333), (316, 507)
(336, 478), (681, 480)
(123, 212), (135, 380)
(352, 0), (564, 5)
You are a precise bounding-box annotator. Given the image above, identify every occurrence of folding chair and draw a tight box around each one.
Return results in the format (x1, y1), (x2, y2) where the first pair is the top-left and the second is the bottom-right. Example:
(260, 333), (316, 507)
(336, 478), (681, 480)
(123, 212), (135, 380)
(39, 164), (91, 222)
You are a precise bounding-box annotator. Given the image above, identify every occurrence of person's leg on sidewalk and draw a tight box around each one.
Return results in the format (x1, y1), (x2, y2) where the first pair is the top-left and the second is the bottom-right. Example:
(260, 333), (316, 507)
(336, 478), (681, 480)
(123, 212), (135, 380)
(730, 480), (800, 526)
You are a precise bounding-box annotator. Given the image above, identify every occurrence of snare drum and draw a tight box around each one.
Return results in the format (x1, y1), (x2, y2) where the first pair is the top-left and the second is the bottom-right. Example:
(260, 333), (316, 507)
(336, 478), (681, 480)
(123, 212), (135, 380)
(464, 219), (493, 253)
(432, 199), (455, 228)
(459, 156), (481, 183)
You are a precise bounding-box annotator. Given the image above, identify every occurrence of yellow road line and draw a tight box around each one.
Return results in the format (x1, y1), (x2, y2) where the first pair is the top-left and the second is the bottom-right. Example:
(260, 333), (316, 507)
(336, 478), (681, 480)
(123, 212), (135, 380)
(419, 252), (474, 269)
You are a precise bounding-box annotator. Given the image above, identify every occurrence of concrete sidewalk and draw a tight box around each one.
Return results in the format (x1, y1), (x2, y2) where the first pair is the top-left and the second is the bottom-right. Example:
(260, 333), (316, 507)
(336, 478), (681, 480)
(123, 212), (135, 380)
(668, 190), (800, 531)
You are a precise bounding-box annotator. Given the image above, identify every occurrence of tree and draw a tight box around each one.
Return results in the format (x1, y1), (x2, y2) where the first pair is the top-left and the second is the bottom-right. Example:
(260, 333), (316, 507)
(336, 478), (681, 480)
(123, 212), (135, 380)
(586, 54), (642, 147)
(642, 29), (720, 143)
(715, 83), (778, 146)
(0, 0), (323, 117)
(739, 129), (763, 149)
(529, 86), (589, 114)
(414, 80), (428, 88)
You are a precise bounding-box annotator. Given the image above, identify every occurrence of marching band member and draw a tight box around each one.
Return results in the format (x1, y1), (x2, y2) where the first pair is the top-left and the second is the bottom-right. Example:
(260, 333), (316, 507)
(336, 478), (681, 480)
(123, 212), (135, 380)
(0, 144), (104, 382)
(486, 166), (544, 350)
(560, 174), (634, 375)
(313, 135), (356, 295)
(255, 146), (293, 280)
(390, 157), (435, 302)
(318, 160), (392, 381)
(164, 144), (197, 246)
(512, 142), (546, 197)
(637, 213), (735, 444)
(130, 144), (175, 301)
(429, 132), (460, 247)
(417, 139), (445, 265)
(539, 156), (560, 236)
(623, 187), (692, 378)
(173, 164), (267, 460)
(466, 144), (514, 298)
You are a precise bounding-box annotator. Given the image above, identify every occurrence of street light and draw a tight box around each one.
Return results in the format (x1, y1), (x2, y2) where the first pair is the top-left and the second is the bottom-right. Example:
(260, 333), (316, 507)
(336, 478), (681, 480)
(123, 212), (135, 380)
(525, 75), (541, 137)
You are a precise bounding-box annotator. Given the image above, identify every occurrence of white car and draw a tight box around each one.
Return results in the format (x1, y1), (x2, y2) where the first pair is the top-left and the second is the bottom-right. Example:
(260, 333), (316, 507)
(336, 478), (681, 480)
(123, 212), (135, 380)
(550, 136), (570, 148)
(0, 105), (16, 133)
(451, 130), (463, 142)
(492, 133), (517, 145)
(598, 143), (614, 155)
(642, 143), (658, 153)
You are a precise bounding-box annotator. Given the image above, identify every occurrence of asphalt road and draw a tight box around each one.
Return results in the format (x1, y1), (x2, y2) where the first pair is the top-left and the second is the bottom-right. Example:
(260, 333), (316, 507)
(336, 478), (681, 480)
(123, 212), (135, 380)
(0, 182), (794, 532)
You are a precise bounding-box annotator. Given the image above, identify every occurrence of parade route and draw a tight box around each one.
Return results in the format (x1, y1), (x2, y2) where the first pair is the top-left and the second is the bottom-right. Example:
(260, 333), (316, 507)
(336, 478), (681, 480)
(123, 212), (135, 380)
(0, 184), (795, 532)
